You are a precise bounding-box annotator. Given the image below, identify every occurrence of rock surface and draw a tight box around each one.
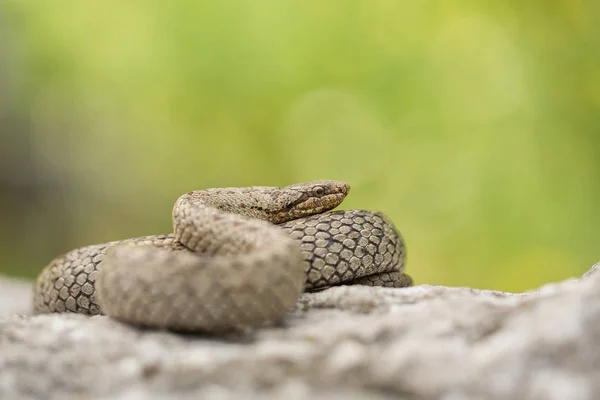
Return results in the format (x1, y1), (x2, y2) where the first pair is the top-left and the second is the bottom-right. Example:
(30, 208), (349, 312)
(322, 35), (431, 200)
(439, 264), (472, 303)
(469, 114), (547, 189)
(0, 276), (32, 315)
(1, 263), (600, 400)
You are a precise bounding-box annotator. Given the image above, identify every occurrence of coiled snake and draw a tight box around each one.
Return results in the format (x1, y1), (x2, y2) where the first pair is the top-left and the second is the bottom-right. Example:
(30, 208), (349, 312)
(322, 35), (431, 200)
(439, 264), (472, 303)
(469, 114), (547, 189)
(33, 180), (412, 332)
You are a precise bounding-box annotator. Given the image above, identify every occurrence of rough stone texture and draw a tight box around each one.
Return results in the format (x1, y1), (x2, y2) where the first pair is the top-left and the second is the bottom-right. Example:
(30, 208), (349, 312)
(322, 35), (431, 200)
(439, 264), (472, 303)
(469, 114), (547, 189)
(0, 276), (31, 314)
(1, 263), (600, 400)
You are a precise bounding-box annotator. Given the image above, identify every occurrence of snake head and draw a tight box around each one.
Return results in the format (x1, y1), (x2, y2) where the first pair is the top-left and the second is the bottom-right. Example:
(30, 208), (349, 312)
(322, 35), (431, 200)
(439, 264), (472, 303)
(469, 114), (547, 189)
(273, 180), (350, 223)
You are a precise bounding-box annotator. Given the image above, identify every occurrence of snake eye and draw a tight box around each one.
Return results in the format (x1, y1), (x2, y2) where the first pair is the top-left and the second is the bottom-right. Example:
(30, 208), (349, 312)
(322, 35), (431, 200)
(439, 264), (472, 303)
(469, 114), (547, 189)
(313, 186), (325, 197)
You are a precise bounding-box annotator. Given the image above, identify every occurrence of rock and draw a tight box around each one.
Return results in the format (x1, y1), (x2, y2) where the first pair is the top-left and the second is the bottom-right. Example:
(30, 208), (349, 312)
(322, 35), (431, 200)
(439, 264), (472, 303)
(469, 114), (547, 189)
(1, 263), (599, 400)
(0, 276), (32, 315)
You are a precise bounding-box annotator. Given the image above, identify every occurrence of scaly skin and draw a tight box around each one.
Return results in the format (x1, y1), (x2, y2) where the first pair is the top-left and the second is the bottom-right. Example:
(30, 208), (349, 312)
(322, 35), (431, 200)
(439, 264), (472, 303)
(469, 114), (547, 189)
(33, 180), (411, 333)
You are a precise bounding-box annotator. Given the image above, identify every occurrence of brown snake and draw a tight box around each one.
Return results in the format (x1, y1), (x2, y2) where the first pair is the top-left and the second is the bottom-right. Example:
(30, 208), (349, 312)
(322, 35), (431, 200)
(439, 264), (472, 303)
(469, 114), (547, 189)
(33, 180), (412, 332)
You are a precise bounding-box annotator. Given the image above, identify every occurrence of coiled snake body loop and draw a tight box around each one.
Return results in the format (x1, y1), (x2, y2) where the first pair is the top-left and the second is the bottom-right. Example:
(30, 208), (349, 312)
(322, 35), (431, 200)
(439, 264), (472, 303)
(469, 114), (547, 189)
(33, 181), (411, 332)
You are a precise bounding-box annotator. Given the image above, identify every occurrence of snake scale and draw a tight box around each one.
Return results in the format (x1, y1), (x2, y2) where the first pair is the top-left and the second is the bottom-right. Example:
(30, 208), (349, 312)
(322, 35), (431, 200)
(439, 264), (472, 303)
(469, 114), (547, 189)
(33, 180), (412, 333)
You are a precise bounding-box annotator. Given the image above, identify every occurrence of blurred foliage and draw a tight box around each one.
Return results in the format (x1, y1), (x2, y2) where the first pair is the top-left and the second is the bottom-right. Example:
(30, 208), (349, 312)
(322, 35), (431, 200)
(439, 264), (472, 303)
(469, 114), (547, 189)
(0, 1), (599, 292)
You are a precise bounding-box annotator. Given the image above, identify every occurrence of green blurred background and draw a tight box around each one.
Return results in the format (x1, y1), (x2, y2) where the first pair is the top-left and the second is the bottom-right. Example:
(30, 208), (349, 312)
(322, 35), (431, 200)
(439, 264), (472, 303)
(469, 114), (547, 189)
(1, 2), (598, 292)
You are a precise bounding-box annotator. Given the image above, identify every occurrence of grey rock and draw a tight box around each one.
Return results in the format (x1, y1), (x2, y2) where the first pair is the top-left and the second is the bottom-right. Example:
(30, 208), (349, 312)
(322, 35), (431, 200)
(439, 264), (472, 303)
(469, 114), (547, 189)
(0, 276), (32, 315)
(1, 263), (599, 400)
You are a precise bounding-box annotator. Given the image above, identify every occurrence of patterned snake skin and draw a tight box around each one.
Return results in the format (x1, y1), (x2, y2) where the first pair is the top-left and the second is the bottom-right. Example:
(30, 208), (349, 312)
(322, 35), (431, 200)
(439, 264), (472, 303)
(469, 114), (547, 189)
(33, 181), (411, 332)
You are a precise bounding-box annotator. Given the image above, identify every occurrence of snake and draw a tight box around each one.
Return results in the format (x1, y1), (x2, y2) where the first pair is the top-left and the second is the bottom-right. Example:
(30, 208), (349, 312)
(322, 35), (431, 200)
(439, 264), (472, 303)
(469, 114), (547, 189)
(33, 180), (412, 333)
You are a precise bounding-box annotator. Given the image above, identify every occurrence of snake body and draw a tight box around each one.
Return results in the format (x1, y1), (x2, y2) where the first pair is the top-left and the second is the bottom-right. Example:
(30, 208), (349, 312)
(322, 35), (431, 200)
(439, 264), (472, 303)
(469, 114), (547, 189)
(33, 181), (411, 332)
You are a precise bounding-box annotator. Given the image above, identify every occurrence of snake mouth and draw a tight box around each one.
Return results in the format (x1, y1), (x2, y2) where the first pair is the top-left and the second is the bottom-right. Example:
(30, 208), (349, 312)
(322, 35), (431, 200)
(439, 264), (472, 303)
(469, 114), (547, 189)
(294, 192), (345, 211)
(287, 189), (348, 214)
